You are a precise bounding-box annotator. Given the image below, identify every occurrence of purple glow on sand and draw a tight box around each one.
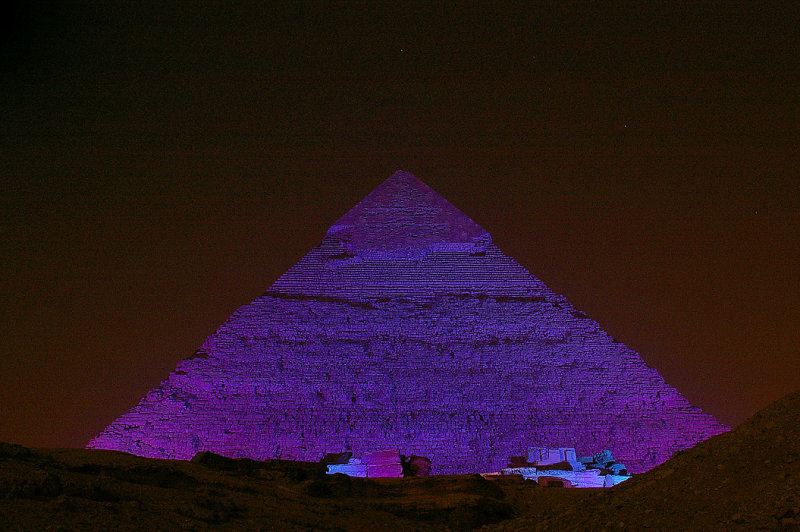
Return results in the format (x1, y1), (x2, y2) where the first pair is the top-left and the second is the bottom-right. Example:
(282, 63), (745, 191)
(88, 171), (727, 474)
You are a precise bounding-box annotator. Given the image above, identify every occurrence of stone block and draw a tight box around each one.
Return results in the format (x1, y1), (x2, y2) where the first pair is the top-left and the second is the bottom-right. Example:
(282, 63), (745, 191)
(368, 464), (403, 478)
(363, 449), (401, 466)
(327, 463), (367, 477)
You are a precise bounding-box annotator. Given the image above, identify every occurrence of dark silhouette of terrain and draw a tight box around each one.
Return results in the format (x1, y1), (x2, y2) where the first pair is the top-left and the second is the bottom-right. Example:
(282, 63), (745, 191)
(0, 443), (584, 530)
(489, 387), (800, 531)
(2, 388), (798, 531)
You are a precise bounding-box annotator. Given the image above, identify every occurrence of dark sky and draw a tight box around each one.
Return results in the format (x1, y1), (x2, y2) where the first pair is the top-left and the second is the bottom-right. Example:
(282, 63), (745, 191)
(2, 2), (798, 449)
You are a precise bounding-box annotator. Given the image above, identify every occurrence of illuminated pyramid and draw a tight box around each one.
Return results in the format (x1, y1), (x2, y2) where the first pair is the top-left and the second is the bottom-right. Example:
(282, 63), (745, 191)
(89, 171), (727, 473)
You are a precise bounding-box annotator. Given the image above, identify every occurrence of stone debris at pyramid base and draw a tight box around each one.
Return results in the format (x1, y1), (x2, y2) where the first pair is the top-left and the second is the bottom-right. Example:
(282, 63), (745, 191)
(324, 449), (431, 478)
(323, 444), (631, 487)
(500, 446), (632, 488)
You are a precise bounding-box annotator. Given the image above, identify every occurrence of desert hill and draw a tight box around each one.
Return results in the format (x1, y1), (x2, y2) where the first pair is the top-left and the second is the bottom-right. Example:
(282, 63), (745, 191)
(2, 388), (798, 531)
(488, 387), (800, 530)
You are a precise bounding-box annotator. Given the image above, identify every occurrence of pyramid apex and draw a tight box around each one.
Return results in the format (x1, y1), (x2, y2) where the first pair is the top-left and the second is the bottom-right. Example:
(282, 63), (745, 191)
(386, 169), (423, 181)
(379, 169), (439, 192)
(389, 169), (414, 177)
(326, 171), (491, 251)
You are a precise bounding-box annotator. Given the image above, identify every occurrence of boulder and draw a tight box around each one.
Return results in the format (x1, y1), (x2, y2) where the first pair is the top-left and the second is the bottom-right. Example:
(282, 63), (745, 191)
(403, 455), (432, 477)
(363, 449), (403, 478)
(593, 450), (615, 467)
(322, 452), (352, 465)
(609, 463), (627, 475)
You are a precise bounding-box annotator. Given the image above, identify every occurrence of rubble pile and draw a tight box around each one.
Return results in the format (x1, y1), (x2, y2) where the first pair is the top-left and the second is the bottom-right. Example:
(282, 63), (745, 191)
(501, 447), (632, 488)
(324, 449), (429, 478)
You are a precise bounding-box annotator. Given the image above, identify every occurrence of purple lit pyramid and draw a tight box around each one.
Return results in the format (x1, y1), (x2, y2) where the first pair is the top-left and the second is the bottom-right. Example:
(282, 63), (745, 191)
(89, 171), (727, 473)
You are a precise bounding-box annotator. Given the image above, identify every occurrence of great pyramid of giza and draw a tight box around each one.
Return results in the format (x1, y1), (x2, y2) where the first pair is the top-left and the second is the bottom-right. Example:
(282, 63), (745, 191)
(89, 171), (727, 473)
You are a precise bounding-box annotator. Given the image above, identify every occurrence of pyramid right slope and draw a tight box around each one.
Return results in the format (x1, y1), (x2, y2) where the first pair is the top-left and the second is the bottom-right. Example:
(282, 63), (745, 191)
(89, 171), (727, 474)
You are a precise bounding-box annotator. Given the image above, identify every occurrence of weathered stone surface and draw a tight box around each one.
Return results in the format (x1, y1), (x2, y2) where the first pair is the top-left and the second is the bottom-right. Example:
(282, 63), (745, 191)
(326, 462), (368, 478)
(501, 465), (630, 488)
(528, 447), (579, 468)
(88, 170), (727, 474)
(363, 449), (403, 478)
(593, 450), (615, 468)
(403, 455), (432, 477)
(322, 452), (352, 465)
(609, 463), (627, 475)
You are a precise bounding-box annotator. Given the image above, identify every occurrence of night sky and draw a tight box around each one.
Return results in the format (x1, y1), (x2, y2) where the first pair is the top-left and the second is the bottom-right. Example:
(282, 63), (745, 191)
(2, 2), (798, 449)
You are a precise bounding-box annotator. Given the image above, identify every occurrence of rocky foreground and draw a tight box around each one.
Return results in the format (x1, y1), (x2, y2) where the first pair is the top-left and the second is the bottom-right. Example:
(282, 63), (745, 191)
(0, 444), (587, 531)
(489, 387), (800, 531)
(2, 388), (798, 531)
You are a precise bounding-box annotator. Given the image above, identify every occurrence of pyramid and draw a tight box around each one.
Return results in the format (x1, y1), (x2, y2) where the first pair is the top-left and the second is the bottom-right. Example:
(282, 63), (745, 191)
(89, 171), (727, 473)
